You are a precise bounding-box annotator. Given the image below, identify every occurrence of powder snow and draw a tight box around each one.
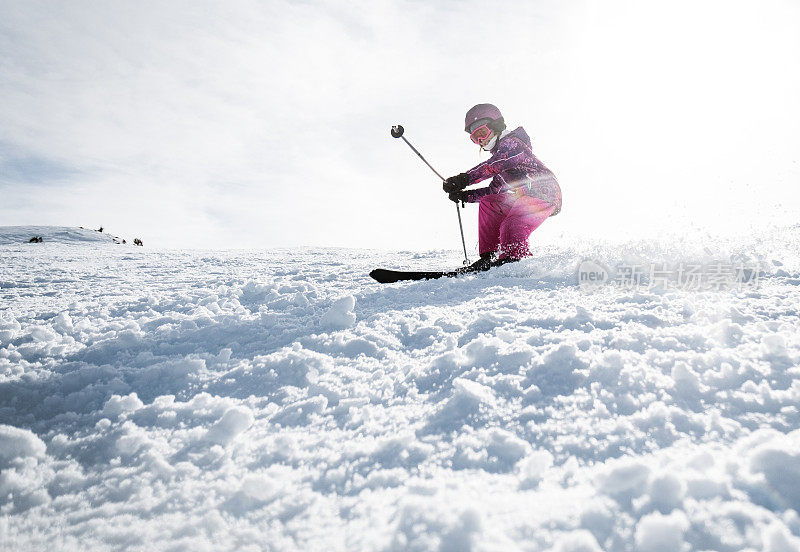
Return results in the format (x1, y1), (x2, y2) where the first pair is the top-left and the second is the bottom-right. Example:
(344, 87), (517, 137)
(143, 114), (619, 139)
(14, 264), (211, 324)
(2, 226), (800, 551)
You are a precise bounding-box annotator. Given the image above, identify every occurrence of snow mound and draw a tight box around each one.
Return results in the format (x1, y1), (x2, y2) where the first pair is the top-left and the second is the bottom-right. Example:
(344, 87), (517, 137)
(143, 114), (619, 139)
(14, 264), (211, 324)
(634, 511), (690, 552)
(0, 424), (46, 464)
(205, 406), (254, 445)
(551, 530), (603, 552)
(320, 294), (356, 330)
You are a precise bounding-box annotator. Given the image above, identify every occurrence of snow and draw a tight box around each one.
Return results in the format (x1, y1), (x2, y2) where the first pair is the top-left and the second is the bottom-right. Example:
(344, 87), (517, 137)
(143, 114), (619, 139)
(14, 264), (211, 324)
(0, 225), (130, 246)
(2, 225), (800, 550)
(320, 295), (357, 330)
(0, 425), (47, 462)
(551, 530), (603, 552)
(634, 510), (690, 552)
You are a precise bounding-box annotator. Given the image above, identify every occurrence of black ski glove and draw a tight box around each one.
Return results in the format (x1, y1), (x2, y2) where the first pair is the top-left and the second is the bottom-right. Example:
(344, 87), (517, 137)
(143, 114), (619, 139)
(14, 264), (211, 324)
(448, 190), (470, 204)
(442, 173), (470, 193)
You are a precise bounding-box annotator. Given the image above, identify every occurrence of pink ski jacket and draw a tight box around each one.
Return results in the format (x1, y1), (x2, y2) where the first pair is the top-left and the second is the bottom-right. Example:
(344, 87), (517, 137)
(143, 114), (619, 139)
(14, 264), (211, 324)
(464, 127), (561, 214)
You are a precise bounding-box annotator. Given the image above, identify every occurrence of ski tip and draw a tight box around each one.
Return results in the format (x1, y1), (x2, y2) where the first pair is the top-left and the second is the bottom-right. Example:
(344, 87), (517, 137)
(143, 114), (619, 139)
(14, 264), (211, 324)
(370, 269), (395, 284)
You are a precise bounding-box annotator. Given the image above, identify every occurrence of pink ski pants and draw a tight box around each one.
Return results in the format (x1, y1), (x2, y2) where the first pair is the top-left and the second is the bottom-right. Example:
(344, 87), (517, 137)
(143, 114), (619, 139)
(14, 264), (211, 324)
(478, 193), (556, 258)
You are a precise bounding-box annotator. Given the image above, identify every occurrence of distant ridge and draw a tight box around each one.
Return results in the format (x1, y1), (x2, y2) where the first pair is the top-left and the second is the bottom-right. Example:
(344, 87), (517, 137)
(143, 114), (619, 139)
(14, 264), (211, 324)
(0, 226), (140, 246)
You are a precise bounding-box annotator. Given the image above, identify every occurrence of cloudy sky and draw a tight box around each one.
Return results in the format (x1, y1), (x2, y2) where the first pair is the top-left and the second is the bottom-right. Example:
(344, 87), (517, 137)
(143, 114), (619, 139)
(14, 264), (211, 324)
(1, 0), (798, 249)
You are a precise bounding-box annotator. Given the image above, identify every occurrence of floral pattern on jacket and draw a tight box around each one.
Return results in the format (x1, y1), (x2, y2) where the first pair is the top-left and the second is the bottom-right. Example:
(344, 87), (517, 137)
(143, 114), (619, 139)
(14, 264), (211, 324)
(464, 126), (561, 214)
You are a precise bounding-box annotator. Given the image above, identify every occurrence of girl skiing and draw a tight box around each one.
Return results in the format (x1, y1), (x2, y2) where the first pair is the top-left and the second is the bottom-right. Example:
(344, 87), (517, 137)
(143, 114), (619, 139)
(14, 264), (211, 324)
(443, 104), (561, 270)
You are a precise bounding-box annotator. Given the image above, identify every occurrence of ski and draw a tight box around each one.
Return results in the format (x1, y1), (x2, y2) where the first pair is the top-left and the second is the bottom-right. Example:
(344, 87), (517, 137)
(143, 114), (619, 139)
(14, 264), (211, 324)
(369, 268), (457, 283)
(369, 257), (519, 284)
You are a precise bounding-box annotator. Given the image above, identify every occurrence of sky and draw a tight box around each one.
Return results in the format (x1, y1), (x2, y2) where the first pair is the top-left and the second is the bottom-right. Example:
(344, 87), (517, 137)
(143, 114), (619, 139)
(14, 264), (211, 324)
(1, 0), (799, 250)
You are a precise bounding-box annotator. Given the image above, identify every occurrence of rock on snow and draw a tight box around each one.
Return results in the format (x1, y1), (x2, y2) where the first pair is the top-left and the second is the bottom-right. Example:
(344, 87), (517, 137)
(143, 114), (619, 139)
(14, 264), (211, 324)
(2, 225), (800, 550)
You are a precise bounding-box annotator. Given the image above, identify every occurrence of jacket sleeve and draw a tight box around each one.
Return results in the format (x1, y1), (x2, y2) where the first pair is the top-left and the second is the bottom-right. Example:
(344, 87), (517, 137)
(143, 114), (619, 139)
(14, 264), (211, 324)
(463, 137), (529, 202)
(466, 137), (528, 184)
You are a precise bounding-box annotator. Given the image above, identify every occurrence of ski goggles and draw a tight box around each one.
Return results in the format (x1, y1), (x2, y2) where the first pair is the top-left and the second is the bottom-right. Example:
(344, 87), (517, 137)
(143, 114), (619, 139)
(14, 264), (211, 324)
(468, 119), (494, 144)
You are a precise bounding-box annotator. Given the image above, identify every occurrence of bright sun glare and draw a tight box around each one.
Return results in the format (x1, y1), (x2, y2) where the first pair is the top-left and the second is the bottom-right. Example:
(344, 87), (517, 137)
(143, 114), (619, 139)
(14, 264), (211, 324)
(549, 0), (800, 240)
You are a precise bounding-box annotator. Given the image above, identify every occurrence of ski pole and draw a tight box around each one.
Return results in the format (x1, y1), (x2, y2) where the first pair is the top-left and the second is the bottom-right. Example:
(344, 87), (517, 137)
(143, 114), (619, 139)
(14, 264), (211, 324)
(390, 124), (470, 265)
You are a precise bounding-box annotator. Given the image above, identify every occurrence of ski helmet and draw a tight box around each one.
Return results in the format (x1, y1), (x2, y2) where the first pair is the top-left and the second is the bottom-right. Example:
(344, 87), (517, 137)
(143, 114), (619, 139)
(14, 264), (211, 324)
(464, 103), (504, 132)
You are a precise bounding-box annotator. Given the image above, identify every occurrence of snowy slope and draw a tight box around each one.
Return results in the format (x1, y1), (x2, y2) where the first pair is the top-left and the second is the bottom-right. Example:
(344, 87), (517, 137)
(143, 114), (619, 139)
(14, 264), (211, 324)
(0, 225), (130, 246)
(2, 227), (800, 551)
